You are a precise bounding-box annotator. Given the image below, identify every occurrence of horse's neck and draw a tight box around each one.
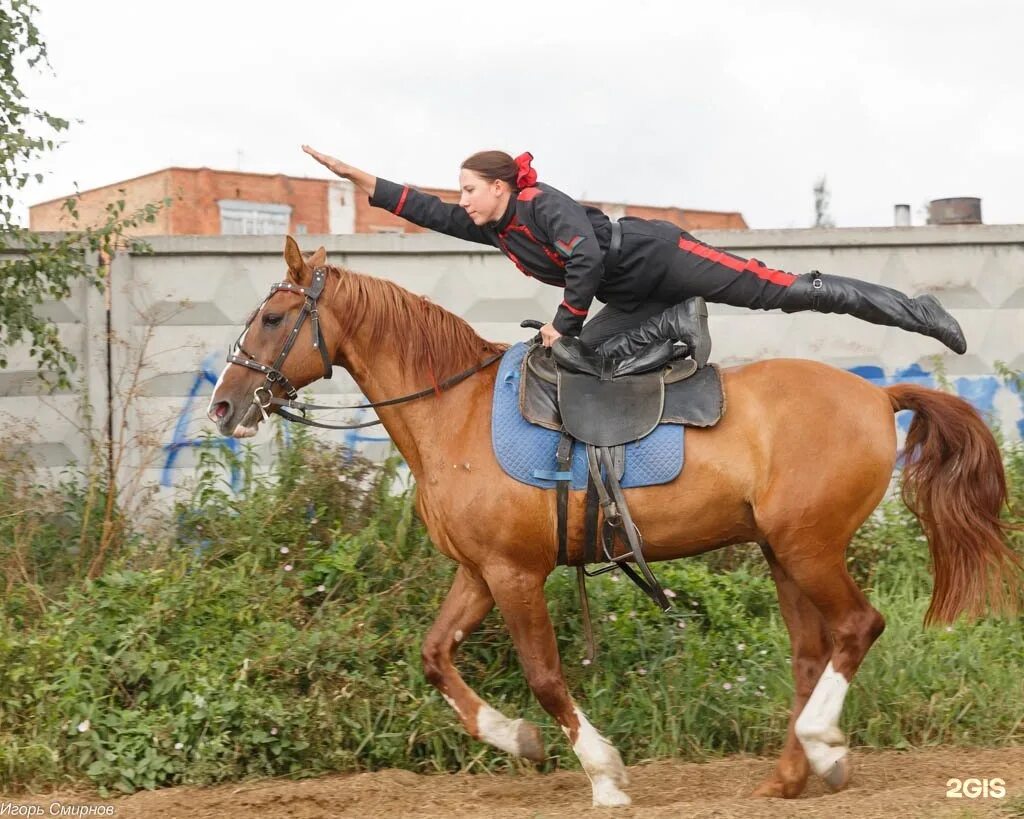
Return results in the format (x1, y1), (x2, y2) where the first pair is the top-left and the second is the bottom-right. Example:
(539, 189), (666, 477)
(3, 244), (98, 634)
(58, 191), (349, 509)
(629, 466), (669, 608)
(338, 333), (482, 479)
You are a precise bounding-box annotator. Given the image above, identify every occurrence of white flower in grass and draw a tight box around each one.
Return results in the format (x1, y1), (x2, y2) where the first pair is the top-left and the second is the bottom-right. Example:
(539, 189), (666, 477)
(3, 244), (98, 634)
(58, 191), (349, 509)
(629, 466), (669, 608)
(284, 564), (293, 572)
(736, 675), (746, 683)
(636, 668), (647, 676)
(663, 588), (676, 599)
(174, 742), (184, 750)
(722, 682), (732, 691)
(280, 546), (289, 555)
(581, 658), (592, 666)
(270, 727), (278, 736)
(676, 620), (686, 630)
(760, 649), (768, 655)
(754, 690), (764, 697)
(736, 643), (746, 652)
(691, 600), (699, 607)
(610, 574), (621, 583)
(317, 584), (326, 593)
(607, 613), (617, 622)
(76, 720), (90, 733)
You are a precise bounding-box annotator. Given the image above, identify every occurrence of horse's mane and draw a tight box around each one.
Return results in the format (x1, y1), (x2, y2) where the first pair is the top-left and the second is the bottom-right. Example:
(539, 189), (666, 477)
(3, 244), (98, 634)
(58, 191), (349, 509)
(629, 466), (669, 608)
(326, 265), (507, 385)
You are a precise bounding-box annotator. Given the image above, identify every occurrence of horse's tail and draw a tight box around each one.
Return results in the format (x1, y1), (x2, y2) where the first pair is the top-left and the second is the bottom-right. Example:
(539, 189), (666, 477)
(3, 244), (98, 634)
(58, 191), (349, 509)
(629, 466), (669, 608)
(885, 384), (1023, 625)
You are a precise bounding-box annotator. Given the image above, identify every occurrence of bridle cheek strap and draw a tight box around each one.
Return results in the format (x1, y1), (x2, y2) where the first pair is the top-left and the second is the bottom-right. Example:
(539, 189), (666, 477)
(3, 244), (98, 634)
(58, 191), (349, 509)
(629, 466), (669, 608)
(225, 266), (333, 409)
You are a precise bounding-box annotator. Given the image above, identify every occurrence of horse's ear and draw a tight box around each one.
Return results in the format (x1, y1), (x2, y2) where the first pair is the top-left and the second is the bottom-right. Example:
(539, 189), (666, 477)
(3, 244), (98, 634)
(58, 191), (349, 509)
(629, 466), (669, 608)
(284, 236), (305, 281)
(307, 246), (327, 269)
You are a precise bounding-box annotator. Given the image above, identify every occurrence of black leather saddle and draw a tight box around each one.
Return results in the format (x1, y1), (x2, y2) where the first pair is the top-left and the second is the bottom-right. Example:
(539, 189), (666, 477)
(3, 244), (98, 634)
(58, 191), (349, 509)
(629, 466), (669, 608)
(552, 338), (672, 447)
(516, 311), (725, 618)
(520, 342), (723, 444)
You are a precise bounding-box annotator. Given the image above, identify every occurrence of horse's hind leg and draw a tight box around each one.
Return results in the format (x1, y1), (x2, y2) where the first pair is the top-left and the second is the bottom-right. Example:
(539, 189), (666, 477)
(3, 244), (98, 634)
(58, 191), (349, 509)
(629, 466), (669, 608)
(752, 542), (834, 798)
(422, 564), (545, 762)
(767, 539), (886, 793)
(482, 561), (631, 807)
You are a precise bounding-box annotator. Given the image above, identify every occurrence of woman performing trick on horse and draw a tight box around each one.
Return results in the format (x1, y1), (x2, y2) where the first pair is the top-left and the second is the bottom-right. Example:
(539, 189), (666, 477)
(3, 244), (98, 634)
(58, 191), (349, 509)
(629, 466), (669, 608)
(209, 156), (1017, 808)
(302, 146), (966, 359)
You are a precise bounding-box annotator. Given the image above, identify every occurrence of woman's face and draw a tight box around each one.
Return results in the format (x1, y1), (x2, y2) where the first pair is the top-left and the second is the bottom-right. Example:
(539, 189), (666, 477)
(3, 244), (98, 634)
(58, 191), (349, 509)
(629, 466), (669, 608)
(459, 169), (510, 225)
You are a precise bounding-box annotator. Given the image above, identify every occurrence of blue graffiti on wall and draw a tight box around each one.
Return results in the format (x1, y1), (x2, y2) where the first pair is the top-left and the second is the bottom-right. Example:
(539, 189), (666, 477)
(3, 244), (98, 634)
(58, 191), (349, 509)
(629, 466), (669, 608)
(161, 353), (392, 489)
(165, 354), (1024, 491)
(161, 353), (241, 489)
(849, 363), (1023, 438)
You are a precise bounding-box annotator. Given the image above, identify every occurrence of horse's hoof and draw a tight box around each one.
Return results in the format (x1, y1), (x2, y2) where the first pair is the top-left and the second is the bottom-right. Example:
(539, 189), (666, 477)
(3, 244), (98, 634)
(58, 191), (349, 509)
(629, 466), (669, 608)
(516, 719), (546, 763)
(591, 775), (632, 807)
(822, 755), (851, 792)
(751, 779), (785, 798)
(751, 777), (806, 799)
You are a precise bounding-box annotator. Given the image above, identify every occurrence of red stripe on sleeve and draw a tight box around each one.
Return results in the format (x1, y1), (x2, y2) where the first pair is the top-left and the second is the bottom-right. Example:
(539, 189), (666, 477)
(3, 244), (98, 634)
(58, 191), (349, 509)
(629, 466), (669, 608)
(394, 186), (409, 217)
(560, 299), (588, 317)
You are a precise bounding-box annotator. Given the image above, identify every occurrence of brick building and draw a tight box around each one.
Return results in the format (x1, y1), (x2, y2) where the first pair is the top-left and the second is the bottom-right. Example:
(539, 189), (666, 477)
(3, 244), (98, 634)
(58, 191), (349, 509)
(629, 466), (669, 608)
(29, 166), (748, 235)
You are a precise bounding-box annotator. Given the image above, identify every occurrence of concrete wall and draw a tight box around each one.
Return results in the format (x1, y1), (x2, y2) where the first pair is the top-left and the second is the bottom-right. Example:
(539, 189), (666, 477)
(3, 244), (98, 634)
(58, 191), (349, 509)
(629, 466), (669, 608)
(3, 225), (1022, 500)
(0, 245), (107, 478)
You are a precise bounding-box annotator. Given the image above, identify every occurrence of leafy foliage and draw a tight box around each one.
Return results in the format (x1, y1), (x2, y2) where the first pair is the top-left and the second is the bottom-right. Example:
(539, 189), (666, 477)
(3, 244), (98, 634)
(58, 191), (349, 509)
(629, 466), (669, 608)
(0, 0), (169, 387)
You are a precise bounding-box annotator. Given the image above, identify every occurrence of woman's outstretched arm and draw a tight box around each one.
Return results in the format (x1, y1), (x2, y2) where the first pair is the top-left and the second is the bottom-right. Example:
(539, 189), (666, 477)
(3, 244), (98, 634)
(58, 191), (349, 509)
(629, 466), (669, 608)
(302, 145), (494, 246)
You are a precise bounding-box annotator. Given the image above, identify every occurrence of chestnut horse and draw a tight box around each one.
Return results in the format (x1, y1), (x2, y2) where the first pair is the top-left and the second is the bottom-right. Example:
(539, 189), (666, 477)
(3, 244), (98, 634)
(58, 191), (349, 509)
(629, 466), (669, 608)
(208, 238), (1021, 808)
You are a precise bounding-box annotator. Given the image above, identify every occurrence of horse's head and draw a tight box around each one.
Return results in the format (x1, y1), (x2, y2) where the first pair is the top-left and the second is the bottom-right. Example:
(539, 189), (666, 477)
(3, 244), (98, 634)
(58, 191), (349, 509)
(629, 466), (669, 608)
(207, 236), (338, 438)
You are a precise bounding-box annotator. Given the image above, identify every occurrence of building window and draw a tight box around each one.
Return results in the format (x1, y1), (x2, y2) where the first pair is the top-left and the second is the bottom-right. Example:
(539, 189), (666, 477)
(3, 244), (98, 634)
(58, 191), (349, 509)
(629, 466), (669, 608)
(218, 200), (292, 235)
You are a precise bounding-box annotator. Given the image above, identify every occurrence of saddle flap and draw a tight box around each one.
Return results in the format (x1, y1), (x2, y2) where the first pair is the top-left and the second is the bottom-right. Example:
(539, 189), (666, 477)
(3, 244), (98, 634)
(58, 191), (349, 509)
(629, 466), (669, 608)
(557, 368), (664, 447)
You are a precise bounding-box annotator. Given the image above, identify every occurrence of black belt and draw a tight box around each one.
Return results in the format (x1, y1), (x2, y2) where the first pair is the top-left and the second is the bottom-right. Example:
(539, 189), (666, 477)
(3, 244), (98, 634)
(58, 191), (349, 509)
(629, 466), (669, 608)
(603, 220), (622, 272)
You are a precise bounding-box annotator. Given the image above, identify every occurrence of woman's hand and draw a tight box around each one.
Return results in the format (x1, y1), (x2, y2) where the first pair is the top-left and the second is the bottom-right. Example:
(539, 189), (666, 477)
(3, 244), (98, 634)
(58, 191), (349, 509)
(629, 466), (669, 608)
(302, 145), (353, 177)
(302, 146), (376, 197)
(540, 323), (562, 348)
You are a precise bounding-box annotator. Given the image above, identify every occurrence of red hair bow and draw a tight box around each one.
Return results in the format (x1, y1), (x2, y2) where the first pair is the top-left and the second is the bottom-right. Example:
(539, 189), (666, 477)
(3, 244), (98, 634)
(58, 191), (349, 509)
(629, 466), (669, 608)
(514, 152), (537, 189)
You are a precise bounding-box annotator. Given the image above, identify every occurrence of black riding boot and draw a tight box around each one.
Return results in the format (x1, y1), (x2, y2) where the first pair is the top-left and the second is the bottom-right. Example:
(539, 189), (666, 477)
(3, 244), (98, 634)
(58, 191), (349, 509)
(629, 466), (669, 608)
(780, 272), (967, 354)
(595, 297), (712, 367)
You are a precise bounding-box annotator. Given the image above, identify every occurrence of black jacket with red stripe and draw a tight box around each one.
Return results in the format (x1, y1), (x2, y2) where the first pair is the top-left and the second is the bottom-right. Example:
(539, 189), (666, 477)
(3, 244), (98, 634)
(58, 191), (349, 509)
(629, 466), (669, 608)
(369, 178), (679, 336)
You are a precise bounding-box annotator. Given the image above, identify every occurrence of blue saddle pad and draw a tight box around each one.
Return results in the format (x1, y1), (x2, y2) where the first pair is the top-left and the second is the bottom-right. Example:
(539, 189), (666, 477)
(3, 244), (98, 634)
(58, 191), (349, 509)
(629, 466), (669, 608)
(491, 343), (684, 490)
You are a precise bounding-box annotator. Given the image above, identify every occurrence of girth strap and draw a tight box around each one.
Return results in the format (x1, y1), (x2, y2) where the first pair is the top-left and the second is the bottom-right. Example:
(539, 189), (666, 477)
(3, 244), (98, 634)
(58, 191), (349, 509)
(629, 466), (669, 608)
(555, 432), (573, 567)
(583, 444), (671, 611)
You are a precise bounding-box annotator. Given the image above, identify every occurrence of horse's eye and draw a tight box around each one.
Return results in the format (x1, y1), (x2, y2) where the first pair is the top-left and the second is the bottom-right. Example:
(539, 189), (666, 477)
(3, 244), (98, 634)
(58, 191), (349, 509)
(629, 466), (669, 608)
(262, 313), (284, 327)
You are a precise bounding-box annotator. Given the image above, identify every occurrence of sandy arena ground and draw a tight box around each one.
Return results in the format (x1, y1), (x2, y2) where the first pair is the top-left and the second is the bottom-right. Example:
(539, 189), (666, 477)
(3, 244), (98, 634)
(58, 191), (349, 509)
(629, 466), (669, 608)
(5, 746), (1023, 818)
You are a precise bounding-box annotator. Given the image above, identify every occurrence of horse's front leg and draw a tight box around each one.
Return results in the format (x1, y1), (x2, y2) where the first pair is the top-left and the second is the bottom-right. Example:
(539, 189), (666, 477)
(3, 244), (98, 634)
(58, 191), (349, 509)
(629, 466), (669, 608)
(483, 561), (631, 808)
(422, 564), (545, 761)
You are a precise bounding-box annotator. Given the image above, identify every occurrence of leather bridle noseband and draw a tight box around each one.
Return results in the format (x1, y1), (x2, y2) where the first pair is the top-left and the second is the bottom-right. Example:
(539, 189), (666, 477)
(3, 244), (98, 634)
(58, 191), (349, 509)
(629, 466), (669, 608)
(226, 266), (503, 431)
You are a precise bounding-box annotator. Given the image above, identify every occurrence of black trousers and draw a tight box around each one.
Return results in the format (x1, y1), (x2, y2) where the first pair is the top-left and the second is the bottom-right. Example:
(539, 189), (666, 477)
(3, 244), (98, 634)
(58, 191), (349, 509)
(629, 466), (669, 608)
(579, 231), (798, 347)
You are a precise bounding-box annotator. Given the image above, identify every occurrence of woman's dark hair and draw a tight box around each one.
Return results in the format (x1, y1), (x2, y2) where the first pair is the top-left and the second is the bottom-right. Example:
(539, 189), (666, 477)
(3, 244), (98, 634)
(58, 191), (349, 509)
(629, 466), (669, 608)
(461, 150), (518, 188)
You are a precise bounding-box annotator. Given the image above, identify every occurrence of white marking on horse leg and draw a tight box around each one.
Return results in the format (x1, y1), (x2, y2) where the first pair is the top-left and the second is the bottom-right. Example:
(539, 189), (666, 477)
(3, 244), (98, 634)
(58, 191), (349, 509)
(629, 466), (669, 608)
(561, 706), (630, 807)
(795, 661), (850, 777)
(476, 705), (529, 756)
(454, 629), (464, 643)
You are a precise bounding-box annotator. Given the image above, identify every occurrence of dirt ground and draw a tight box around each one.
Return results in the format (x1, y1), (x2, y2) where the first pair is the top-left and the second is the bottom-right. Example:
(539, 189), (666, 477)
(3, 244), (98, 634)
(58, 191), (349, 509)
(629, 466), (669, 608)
(5, 747), (1023, 819)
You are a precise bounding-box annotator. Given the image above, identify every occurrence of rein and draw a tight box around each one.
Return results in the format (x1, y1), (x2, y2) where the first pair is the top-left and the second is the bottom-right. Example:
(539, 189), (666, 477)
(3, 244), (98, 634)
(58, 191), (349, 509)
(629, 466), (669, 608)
(227, 266), (504, 431)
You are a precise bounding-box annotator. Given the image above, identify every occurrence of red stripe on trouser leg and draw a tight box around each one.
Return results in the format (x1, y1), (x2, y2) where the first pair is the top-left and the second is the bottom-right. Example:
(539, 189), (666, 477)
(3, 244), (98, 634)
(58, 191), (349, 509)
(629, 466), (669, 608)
(678, 237), (797, 287)
(561, 299), (588, 316)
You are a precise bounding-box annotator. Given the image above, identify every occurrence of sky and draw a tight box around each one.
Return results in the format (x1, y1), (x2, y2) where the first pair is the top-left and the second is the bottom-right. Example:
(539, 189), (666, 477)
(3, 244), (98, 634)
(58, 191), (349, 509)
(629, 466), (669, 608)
(14, 0), (1024, 229)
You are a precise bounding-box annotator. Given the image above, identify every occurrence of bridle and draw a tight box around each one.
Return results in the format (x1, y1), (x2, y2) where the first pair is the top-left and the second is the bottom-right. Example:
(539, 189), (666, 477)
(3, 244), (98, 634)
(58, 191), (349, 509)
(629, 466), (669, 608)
(226, 266), (503, 431)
